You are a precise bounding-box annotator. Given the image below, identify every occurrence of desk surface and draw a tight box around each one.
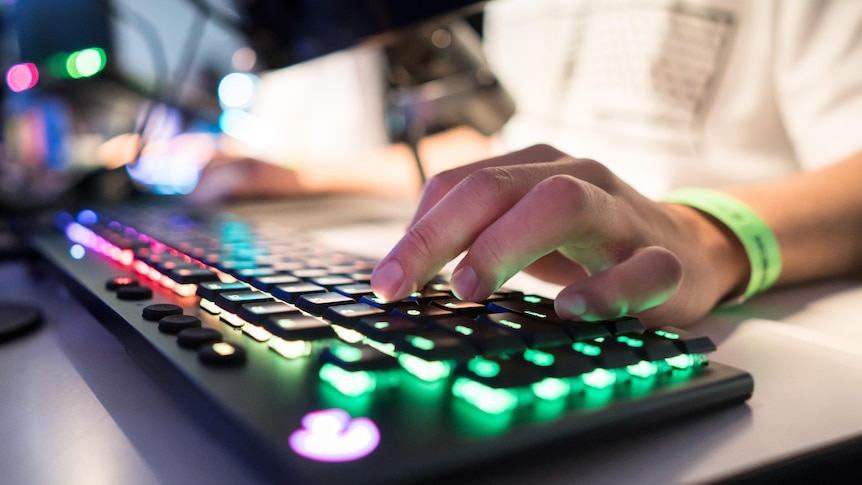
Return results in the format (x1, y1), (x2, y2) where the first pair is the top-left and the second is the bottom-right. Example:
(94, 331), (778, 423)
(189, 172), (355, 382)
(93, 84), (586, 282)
(3, 201), (862, 484)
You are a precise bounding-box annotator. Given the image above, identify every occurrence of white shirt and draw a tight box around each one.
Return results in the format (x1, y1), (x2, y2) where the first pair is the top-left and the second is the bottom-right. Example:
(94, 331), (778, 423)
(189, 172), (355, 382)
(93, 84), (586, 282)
(483, 0), (862, 198)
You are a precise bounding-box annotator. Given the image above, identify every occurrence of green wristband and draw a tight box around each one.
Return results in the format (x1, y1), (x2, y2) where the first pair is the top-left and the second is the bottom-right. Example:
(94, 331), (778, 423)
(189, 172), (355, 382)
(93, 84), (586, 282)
(663, 188), (782, 302)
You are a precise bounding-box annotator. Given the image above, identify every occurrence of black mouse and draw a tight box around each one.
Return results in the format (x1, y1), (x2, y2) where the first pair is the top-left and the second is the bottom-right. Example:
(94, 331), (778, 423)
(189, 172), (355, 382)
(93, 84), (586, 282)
(0, 302), (43, 343)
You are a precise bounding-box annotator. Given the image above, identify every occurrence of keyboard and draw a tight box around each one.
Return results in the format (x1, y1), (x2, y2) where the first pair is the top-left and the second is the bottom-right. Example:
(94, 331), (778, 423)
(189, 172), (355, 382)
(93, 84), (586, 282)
(32, 204), (754, 484)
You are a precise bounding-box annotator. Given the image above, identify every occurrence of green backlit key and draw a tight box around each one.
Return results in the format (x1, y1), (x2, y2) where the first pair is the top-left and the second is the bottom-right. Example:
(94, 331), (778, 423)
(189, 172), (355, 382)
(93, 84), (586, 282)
(653, 327), (717, 354)
(355, 315), (422, 342)
(392, 304), (454, 322)
(456, 355), (547, 389)
(320, 343), (399, 372)
(429, 316), (525, 355)
(393, 329), (476, 362)
(477, 312), (571, 348)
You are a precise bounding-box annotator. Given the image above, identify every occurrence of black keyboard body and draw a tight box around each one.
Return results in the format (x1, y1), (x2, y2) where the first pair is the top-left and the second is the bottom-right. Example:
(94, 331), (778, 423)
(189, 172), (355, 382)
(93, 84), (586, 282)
(32, 206), (754, 484)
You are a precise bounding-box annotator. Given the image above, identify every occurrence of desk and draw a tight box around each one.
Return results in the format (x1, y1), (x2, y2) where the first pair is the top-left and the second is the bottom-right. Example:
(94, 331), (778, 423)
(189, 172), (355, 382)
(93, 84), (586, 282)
(3, 200), (862, 484)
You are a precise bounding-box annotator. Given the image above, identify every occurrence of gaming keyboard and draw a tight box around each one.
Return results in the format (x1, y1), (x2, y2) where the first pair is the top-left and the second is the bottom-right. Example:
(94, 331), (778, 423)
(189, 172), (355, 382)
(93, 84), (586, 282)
(31, 205), (754, 484)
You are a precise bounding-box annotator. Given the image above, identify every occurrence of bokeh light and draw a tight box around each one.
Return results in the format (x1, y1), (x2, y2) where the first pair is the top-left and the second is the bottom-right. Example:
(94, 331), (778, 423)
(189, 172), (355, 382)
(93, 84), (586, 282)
(218, 72), (258, 109)
(6, 63), (39, 92)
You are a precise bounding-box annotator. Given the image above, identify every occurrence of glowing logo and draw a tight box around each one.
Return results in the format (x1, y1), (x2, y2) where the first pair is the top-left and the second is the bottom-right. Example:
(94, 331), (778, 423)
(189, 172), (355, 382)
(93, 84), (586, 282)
(289, 409), (380, 462)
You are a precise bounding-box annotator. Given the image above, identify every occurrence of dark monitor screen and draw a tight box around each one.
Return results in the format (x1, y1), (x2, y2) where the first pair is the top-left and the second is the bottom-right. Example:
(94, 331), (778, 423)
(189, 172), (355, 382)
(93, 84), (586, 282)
(236, 0), (483, 70)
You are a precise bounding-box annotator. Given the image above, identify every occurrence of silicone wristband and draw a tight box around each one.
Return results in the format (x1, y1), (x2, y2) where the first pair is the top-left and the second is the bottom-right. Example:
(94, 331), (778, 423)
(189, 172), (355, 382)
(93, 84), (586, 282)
(663, 188), (782, 302)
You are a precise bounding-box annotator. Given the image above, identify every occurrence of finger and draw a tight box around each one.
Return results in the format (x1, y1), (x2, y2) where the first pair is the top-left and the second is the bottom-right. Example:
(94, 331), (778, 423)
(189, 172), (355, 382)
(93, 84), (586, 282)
(554, 246), (683, 323)
(410, 144), (566, 226)
(372, 164), (538, 301)
(450, 173), (629, 301)
(522, 252), (590, 286)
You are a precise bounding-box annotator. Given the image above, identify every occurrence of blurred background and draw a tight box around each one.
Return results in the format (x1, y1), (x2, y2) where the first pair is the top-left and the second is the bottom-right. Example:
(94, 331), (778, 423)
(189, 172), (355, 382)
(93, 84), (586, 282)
(0, 0), (511, 216)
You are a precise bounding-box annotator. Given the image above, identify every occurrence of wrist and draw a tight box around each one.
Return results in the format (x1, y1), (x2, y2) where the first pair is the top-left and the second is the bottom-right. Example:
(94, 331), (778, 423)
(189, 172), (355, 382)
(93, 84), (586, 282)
(664, 203), (749, 305)
(663, 188), (782, 304)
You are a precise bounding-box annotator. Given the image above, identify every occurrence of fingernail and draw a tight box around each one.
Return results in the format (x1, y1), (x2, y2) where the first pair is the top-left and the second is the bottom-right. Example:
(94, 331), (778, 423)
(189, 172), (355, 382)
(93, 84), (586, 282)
(568, 293), (586, 315)
(371, 260), (407, 301)
(559, 293), (588, 320)
(451, 265), (478, 301)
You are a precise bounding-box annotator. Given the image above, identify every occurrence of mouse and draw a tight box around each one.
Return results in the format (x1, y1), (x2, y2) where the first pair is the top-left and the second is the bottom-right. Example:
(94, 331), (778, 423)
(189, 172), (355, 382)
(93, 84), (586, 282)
(0, 302), (43, 343)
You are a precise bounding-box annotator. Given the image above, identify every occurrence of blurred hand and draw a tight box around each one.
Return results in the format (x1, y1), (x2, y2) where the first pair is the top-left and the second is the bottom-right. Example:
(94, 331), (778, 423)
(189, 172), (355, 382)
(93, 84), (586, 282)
(189, 154), (304, 204)
(371, 145), (747, 327)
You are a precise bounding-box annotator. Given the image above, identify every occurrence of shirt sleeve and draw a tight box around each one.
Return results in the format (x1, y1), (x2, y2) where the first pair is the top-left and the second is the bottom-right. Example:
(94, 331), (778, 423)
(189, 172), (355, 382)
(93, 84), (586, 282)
(774, 0), (862, 169)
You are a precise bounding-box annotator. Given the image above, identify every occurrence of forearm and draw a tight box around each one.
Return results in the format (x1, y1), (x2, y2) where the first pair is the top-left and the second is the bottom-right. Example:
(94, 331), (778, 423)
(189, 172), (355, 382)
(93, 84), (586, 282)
(720, 150), (862, 289)
(299, 126), (494, 196)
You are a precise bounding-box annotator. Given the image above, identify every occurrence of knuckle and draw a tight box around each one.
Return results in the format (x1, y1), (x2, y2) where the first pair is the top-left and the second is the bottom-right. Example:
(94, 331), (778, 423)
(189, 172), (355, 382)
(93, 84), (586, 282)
(571, 158), (618, 191)
(463, 166), (518, 198)
(535, 174), (591, 208)
(423, 169), (460, 201)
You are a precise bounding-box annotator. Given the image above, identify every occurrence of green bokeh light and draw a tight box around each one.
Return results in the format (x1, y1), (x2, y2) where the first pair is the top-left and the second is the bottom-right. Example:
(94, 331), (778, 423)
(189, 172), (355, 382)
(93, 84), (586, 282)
(319, 363), (376, 396)
(398, 354), (452, 382)
(452, 378), (518, 414)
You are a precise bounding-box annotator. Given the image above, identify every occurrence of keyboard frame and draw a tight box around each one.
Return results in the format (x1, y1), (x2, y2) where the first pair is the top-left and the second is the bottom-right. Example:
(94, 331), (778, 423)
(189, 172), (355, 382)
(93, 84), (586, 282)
(32, 229), (754, 484)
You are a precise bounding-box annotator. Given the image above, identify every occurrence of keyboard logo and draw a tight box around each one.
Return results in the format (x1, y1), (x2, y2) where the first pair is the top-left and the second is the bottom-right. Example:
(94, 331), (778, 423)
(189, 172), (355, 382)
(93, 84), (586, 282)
(289, 409), (380, 462)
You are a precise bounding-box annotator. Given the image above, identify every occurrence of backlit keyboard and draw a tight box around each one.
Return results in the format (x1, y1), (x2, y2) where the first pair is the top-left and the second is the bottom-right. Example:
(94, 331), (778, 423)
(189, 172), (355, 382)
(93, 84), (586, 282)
(32, 206), (754, 483)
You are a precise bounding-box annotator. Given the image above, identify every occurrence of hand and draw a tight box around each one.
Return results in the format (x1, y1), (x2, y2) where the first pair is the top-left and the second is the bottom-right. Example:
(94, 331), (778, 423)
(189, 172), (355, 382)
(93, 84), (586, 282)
(370, 145), (748, 327)
(189, 154), (305, 204)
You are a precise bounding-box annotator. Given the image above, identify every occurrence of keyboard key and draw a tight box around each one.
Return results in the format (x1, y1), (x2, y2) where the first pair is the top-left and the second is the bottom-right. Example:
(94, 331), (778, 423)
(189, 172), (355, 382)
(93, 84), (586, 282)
(359, 295), (417, 311)
(196, 281), (248, 301)
(456, 355), (547, 389)
(271, 283), (327, 303)
(321, 343), (398, 372)
(309, 275), (356, 289)
(295, 292), (357, 316)
(215, 290), (274, 313)
(487, 298), (564, 323)
(556, 321), (611, 342)
(536, 347), (599, 378)
(159, 314), (202, 334)
(576, 339), (641, 369)
(430, 316), (525, 355)
(653, 327), (717, 354)
(355, 315), (423, 342)
(322, 303), (386, 329)
(391, 304), (454, 322)
(604, 317), (645, 336)
(142, 303), (183, 321)
(477, 312), (571, 348)
(619, 333), (681, 361)
(332, 283), (375, 299)
(177, 327), (223, 349)
(249, 274), (301, 291)
(393, 329), (475, 362)
(265, 314), (335, 341)
(168, 266), (220, 284)
(431, 298), (489, 316)
(238, 301), (300, 326)
(406, 288), (452, 304)
(291, 268), (330, 279)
